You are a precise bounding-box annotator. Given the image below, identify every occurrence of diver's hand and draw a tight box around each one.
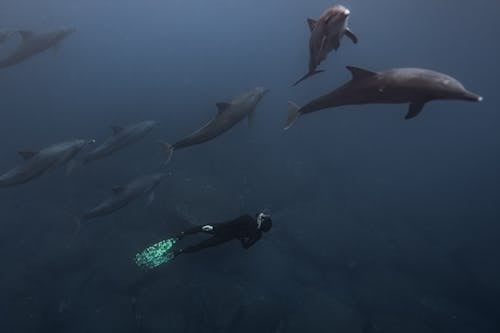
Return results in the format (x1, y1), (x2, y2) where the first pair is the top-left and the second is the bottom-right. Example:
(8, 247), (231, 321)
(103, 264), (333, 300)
(202, 225), (214, 232)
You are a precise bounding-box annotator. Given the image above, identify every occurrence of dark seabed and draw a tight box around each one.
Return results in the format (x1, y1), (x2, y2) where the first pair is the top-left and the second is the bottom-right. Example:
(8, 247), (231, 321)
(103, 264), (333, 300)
(0, 0), (499, 332)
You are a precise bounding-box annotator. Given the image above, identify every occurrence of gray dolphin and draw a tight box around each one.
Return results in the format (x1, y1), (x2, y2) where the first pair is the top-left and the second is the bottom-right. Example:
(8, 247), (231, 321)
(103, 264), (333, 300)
(293, 4), (357, 86)
(78, 173), (165, 223)
(0, 139), (94, 187)
(159, 87), (269, 162)
(76, 120), (158, 167)
(285, 66), (483, 129)
(0, 27), (75, 70)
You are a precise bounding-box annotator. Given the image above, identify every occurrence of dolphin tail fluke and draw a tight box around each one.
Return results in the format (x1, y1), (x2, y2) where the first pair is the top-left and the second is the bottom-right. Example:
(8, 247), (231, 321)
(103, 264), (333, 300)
(285, 101), (301, 130)
(292, 69), (325, 87)
(158, 141), (173, 164)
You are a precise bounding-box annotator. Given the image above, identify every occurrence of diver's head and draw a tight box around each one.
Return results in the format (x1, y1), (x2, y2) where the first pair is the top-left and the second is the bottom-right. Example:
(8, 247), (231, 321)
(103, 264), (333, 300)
(256, 212), (272, 232)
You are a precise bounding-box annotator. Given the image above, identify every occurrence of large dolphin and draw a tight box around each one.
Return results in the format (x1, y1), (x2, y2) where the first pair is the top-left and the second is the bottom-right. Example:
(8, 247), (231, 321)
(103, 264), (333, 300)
(293, 4), (358, 86)
(159, 87), (269, 162)
(0, 139), (94, 187)
(0, 27), (75, 70)
(75, 120), (158, 167)
(78, 173), (165, 223)
(285, 66), (483, 129)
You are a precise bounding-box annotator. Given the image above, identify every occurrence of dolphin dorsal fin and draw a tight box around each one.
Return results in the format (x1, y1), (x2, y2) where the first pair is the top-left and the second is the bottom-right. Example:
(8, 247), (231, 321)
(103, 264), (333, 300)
(18, 151), (37, 160)
(346, 66), (377, 81)
(216, 102), (231, 116)
(111, 126), (124, 134)
(307, 18), (317, 32)
(18, 30), (35, 41)
(112, 186), (125, 195)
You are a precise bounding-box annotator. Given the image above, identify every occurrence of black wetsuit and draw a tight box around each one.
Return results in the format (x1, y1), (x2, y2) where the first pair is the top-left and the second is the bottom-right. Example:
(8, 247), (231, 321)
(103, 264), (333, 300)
(176, 214), (262, 255)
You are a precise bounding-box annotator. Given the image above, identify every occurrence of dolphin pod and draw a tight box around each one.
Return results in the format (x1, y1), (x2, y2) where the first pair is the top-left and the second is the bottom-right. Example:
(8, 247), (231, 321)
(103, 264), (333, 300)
(0, 27), (75, 70)
(286, 66), (482, 129)
(159, 87), (269, 163)
(293, 4), (358, 86)
(0, 4), (484, 230)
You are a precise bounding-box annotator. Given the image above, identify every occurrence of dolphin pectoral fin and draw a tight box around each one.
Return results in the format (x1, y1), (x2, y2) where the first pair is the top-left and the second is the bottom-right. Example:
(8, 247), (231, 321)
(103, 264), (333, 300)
(284, 101), (302, 130)
(292, 69), (325, 86)
(18, 151), (37, 160)
(65, 159), (83, 176)
(405, 101), (426, 120)
(146, 191), (155, 206)
(346, 66), (377, 81)
(307, 18), (317, 32)
(112, 186), (125, 195)
(18, 30), (34, 41)
(216, 102), (231, 116)
(319, 36), (328, 54)
(111, 126), (124, 134)
(344, 28), (358, 44)
(158, 141), (174, 164)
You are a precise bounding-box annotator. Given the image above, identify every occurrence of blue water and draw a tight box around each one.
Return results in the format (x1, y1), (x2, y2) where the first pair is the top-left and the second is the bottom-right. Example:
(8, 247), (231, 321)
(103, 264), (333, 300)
(0, 0), (499, 332)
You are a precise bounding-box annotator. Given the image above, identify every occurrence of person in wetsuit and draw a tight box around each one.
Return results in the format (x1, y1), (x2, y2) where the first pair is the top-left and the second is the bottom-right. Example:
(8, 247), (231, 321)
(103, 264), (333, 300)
(173, 212), (272, 257)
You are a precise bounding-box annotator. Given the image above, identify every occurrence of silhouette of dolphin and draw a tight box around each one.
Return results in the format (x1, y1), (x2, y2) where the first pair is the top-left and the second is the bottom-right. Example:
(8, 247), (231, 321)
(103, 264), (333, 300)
(78, 173), (165, 223)
(159, 87), (269, 163)
(0, 27), (75, 69)
(293, 5), (357, 86)
(0, 139), (94, 187)
(286, 66), (482, 129)
(75, 121), (158, 168)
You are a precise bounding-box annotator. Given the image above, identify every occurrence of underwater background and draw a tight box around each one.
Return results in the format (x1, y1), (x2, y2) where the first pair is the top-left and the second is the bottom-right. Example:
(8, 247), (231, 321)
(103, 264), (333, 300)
(0, 0), (499, 332)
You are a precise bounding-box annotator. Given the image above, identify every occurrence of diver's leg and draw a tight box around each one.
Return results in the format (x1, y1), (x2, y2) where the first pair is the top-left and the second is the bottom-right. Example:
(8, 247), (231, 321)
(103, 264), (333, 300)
(174, 236), (228, 256)
(176, 224), (216, 239)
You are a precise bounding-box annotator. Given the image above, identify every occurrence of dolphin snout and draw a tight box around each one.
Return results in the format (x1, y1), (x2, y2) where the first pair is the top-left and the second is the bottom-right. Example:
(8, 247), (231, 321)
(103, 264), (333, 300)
(344, 9), (350, 16)
(462, 91), (483, 102)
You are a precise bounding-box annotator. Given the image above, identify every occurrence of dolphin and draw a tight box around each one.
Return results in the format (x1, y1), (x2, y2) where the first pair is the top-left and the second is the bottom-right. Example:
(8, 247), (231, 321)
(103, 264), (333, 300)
(78, 173), (165, 223)
(0, 139), (94, 187)
(159, 87), (269, 162)
(286, 66), (483, 129)
(293, 4), (358, 86)
(0, 27), (75, 70)
(74, 120), (158, 168)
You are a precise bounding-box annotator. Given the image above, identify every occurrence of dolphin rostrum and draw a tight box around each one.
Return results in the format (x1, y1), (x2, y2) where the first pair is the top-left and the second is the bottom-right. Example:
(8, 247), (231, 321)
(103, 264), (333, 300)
(293, 4), (357, 86)
(286, 66), (483, 129)
(75, 120), (158, 168)
(0, 27), (75, 70)
(159, 87), (269, 162)
(78, 173), (165, 223)
(0, 139), (94, 187)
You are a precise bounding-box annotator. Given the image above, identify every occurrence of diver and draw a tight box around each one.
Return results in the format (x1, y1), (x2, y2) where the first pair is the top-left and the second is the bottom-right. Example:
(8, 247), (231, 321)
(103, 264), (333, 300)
(135, 212), (273, 269)
(173, 212), (272, 256)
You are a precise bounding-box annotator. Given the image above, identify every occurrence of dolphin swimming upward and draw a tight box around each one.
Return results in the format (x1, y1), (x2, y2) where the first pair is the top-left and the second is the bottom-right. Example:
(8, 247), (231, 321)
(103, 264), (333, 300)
(73, 121), (158, 169)
(159, 87), (269, 163)
(286, 66), (482, 129)
(77, 173), (165, 223)
(0, 27), (75, 70)
(0, 139), (94, 187)
(293, 4), (358, 86)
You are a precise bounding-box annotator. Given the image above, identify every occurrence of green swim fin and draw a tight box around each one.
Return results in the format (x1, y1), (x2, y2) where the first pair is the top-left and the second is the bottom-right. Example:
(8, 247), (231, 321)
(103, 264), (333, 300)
(134, 237), (178, 269)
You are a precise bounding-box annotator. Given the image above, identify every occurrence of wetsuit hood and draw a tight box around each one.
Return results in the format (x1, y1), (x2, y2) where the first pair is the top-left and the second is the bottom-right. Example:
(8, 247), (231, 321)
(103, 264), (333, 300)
(257, 212), (272, 232)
